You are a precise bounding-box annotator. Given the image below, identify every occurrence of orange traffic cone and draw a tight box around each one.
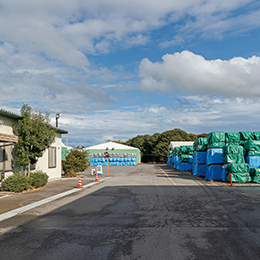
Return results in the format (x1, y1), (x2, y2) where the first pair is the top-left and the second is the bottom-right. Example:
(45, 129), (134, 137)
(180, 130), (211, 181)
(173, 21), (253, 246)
(77, 176), (83, 188)
(95, 172), (99, 182)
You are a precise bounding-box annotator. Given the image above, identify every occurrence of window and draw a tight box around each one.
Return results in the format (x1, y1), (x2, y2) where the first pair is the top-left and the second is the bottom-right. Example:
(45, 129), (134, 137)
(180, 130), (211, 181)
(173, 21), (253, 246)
(48, 147), (56, 168)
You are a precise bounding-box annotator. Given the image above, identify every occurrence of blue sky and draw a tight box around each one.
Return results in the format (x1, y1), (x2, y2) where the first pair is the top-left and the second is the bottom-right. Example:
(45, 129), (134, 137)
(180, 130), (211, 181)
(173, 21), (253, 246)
(1, 0), (260, 147)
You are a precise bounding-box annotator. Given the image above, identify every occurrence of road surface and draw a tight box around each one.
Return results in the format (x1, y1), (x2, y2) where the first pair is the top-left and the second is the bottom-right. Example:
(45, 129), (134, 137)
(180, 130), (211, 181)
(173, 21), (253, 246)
(1, 164), (260, 259)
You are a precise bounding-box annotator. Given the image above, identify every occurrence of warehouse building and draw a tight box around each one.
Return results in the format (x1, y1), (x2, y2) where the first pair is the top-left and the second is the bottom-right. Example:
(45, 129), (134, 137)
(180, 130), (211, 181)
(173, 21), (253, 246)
(85, 141), (141, 166)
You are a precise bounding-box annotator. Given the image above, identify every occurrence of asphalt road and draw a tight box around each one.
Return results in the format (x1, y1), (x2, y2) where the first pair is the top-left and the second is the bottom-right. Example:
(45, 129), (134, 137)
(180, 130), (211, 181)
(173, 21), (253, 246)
(1, 165), (260, 260)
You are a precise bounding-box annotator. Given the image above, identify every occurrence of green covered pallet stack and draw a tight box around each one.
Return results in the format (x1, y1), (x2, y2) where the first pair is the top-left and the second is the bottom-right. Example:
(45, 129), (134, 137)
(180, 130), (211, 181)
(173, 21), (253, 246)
(249, 168), (260, 183)
(225, 163), (251, 183)
(207, 132), (225, 148)
(225, 132), (240, 145)
(244, 140), (260, 156)
(239, 131), (254, 146)
(222, 144), (245, 164)
(193, 137), (207, 151)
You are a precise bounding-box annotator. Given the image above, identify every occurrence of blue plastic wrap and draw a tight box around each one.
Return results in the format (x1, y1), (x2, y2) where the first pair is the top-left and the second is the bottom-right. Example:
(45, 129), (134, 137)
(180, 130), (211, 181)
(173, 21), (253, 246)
(193, 151), (207, 165)
(221, 164), (228, 182)
(206, 165), (223, 181)
(180, 162), (192, 171)
(193, 164), (207, 177)
(188, 156), (193, 164)
(206, 148), (224, 166)
(245, 156), (260, 168)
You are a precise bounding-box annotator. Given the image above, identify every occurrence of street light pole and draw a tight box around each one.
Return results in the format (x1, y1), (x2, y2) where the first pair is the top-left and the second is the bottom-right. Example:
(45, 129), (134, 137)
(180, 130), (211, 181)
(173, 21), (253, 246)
(56, 113), (61, 128)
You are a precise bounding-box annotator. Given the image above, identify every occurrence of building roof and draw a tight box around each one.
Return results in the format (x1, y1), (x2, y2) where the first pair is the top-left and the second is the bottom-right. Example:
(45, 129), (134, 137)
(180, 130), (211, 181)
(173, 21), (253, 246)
(0, 109), (22, 119)
(56, 128), (68, 134)
(85, 141), (140, 151)
(0, 108), (68, 134)
(0, 133), (18, 143)
(169, 141), (194, 150)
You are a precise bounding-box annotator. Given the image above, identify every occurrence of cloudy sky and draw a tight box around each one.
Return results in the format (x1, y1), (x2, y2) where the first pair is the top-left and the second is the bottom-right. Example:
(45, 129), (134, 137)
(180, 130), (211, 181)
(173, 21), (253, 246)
(1, 0), (260, 147)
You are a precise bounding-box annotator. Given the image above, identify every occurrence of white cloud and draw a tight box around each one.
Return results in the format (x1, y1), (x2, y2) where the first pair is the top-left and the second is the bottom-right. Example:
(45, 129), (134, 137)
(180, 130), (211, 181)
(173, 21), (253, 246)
(52, 96), (260, 147)
(159, 35), (184, 48)
(139, 50), (260, 97)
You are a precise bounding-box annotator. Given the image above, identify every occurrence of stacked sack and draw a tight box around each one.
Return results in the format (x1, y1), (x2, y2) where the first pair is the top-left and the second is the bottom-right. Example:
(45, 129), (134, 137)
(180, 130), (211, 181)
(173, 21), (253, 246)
(221, 143), (250, 182)
(221, 132), (241, 181)
(249, 168), (260, 183)
(244, 139), (260, 168)
(206, 132), (225, 181)
(167, 149), (174, 167)
(173, 147), (181, 170)
(179, 145), (194, 172)
(225, 163), (251, 183)
(193, 137), (207, 177)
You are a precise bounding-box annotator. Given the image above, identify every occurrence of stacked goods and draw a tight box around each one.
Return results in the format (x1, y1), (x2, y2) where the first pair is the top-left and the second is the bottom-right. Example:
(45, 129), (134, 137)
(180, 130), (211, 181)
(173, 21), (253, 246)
(90, 153), (137, 166)
(193, 138), (208, 177)
(221, 144), (245, 182)
(174, 147), (181, 170)
(179, 145), (194, 172)
(225, 163), (251, 183)
(225, 132), (240, 145)
(249, 168), (260, 183)
(222, 144), (245, 164)
(244, 140), (260, 168)
(167, 150), (174, 167)
(254, 131), (260, 140)
(206, 132), (225, 181)
(193, 137), (208, 151)
(239, 131), (254, 146)
(207, 131), (225, 148)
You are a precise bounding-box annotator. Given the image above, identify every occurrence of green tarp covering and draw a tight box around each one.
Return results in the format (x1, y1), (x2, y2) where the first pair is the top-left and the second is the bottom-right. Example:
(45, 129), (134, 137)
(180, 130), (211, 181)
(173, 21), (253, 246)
(193, 137), (208, 151)
(180, 154), (190, 162)
(226, 172), (252, 183)
(254, 132), (260, 140)
(223, 154), (245, 164)
(244, 140), (260, 151)
(249, 168), (260, 183)
(223, 144), (245, 156)
(226, 163), (249, 174)
(240, 131), (254, 141)
(207, 132), (225, 148)
(225, 132), (240, 144)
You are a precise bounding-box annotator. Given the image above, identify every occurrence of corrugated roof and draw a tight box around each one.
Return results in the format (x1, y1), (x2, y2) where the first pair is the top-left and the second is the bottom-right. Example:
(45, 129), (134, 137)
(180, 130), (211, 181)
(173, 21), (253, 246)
(85, 141), (140, 150)
(0, 109), (22, 119)
(0, 108), (68, 134)
(0, 133), (18, 143)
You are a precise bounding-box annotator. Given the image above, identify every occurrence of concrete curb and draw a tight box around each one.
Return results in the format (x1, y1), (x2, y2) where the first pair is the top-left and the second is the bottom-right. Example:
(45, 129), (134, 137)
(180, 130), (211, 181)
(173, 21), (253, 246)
(0, 177), (111, 222)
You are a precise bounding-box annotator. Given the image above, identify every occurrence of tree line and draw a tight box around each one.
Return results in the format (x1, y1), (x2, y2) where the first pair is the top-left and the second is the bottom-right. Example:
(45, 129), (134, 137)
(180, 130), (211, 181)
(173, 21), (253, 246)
(121, 129), (207, 163)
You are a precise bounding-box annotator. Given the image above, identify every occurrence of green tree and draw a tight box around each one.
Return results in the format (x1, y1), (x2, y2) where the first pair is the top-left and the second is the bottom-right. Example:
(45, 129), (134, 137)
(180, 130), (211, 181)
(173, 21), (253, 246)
(63, 149), (89, 174)
(13, 104), (56, 176)
(153, 141), (169, 162)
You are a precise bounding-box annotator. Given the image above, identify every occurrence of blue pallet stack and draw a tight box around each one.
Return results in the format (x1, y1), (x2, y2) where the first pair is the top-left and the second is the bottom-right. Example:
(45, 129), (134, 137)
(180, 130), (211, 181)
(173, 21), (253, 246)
(193, 137), (208, 177)
(205, 132), (225, 181)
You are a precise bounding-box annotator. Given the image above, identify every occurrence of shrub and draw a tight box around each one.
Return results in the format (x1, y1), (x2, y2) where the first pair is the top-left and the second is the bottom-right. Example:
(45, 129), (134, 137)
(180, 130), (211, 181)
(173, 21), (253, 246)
(2, 173), (29, 192)
(29, 171), (49, 188)
(63, 149), (89, 174)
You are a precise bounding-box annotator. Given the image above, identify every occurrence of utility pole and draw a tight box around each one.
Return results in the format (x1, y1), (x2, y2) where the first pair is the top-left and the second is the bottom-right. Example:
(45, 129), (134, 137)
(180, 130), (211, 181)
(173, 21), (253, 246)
(56, 113), (61, 128)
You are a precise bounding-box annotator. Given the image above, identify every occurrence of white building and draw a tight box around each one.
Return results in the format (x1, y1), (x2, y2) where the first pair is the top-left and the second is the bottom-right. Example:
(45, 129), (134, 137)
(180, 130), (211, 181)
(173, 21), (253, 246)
(0, 109), (68, 181)
(169, 141), (194, 150)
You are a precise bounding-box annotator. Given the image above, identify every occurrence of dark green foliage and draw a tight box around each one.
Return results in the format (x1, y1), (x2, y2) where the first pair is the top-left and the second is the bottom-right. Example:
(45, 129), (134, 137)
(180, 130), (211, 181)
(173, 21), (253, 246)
(1, 173), (29, 192)
(63, 149), (89, 174)
(125, 128), (199, 163)
(13, 104), (56, 176)
(29, 171), (48, 188)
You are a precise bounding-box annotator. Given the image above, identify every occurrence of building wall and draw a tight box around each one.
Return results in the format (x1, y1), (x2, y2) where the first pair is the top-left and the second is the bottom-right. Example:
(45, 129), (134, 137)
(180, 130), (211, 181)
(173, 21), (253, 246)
(34, 133), (63, 181)
(86, 148), (141, 164)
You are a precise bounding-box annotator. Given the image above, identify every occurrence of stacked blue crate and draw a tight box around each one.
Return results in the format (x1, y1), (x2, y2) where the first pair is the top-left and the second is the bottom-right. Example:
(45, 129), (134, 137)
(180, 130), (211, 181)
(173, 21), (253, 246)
(193, 151), (207, 177)
(205, 132), (225, 181)
(193, 137), (208, 177)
